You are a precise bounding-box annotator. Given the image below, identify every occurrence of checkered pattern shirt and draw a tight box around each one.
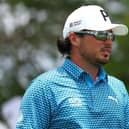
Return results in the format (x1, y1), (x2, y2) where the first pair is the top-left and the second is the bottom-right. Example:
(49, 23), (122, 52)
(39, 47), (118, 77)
(16, 58), (129, 129)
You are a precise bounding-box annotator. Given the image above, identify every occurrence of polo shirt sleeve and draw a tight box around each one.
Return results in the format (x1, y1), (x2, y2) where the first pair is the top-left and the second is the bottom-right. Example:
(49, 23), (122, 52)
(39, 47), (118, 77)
(121, 82), (129, 129)
(120, 82), (129, 128)
(125, 93), (129, 128)
(108, 76), (129, 128)
(16, 79), (51, 129)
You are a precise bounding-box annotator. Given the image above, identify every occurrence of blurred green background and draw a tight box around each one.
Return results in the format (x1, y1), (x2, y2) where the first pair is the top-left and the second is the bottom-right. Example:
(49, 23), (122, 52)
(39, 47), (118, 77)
(0, 0), (129, 129)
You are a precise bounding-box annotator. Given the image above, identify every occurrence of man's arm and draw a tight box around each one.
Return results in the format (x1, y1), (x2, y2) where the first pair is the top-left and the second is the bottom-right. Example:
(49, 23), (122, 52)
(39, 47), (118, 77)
(125, 95), (129, 128)
(16, 79), (51, 129)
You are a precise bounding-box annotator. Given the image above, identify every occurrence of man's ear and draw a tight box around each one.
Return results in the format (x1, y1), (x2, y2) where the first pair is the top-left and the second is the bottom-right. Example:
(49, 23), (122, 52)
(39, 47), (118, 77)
(68, 32), (80, 47)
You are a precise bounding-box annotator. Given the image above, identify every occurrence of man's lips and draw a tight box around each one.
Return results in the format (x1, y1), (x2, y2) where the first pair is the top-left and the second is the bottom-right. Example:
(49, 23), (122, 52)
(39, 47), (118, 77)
(101, 47), (112, 54)
(100, 47), (112, 58)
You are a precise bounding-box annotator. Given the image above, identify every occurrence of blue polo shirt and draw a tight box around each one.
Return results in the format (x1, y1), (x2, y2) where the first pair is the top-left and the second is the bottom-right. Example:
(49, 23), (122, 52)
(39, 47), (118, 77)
(16, 58), (129, 129)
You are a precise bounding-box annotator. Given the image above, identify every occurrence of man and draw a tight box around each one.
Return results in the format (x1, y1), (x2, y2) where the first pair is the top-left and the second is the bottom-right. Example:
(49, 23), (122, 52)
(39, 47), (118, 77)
(16, 5), (129, 129)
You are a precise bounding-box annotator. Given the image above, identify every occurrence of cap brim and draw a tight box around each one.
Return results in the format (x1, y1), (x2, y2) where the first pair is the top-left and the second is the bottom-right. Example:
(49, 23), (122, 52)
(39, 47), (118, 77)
(109, 24), (128, 36)
(79, 24), (128, 36)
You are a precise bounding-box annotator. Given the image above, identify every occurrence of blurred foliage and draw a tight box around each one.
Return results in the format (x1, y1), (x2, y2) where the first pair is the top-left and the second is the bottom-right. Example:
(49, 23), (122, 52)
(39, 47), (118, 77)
(0, 0), (129, 128)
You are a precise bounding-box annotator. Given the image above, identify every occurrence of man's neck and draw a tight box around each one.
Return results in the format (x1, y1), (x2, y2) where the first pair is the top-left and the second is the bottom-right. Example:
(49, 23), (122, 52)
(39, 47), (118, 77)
(70, 56), (99, 80)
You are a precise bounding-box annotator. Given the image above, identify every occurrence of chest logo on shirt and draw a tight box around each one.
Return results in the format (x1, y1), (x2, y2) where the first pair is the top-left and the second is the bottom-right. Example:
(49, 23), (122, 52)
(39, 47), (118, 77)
(108, 96), (118, 104)
(68, 98), (83, 107)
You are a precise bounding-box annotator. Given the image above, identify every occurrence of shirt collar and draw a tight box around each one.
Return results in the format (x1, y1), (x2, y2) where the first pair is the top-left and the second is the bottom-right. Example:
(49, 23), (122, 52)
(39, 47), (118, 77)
(62, 57), (107, 81)
(62, 57), (84, 80)
(96, 67), (107, 82)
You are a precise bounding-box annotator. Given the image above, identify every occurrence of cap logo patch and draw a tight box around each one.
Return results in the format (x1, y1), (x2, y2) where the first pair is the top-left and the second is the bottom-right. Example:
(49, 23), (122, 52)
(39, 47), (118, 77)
(69, 20), (81, 27)
(100, 10), (109, 21)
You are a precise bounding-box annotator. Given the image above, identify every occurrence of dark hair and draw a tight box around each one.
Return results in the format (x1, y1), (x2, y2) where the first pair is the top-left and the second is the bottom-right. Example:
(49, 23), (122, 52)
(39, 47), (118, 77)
(57, 37), (71, 55)
(57, 33), (85, 55)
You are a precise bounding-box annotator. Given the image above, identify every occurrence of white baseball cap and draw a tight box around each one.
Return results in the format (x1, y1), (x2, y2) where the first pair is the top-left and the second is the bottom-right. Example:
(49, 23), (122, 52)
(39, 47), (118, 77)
(63, 5), (128, 39)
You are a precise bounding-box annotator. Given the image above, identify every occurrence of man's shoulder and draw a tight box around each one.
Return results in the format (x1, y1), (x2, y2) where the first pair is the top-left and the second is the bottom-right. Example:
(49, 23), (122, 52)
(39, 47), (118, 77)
(107, 75), (128, 94)
(37, 66), (67, 81)
(107, 75), (123, 83)
(28, 66), (67, 88)
(107, 75), (125, 88)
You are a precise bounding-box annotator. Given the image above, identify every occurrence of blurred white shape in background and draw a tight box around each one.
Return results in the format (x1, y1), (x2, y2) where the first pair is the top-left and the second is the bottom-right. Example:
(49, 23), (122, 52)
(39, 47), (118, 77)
(0, 2), (48, 37)
(0, 122), (7, 129)
(0, 3), (31, 36)
(1, 96), (21, 129)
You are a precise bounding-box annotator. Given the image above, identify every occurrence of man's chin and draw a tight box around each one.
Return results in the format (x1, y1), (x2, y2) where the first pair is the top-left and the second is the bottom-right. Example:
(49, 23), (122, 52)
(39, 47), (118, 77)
(96, 59), (110, 66)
